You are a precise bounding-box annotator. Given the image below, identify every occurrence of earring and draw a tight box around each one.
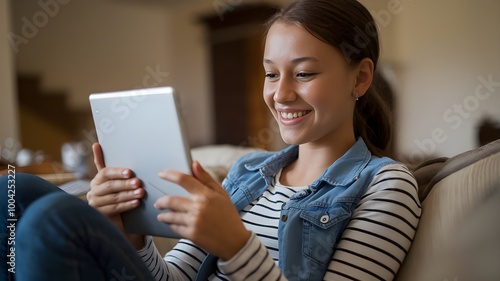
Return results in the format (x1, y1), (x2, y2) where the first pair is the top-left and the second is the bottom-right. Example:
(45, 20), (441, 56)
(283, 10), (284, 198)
(355, 91), (359, 101)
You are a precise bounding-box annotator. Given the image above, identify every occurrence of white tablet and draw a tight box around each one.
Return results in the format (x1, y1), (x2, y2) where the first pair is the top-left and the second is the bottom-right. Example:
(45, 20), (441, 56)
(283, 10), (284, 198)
(89, 87), (192, 238)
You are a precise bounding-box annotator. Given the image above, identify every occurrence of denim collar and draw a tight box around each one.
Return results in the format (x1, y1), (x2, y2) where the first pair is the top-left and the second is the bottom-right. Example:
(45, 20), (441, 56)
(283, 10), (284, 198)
(244, 138), (372, 189)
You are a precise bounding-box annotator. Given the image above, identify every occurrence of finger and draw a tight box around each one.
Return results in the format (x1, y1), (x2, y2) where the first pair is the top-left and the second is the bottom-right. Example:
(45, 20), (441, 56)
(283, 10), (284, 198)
(97, 199), (141, 216)
(158, 170), (206, 195)
(154, 195), (192, 212)
(191, 161), (223, 191)
(91, 178), (142, 197)
(157, 211), (189, 226)
(92, 143), (105, 171)
(91, 167), (134, 186)
(89, 187), (144, 208)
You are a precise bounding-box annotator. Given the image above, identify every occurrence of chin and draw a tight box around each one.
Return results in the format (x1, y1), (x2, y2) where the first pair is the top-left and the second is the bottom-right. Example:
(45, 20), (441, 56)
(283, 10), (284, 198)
(280, 133), (305, 146)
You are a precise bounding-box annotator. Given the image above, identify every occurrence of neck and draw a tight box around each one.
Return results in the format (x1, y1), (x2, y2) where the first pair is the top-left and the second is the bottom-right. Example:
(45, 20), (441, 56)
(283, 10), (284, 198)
(280, 132), (356, 187)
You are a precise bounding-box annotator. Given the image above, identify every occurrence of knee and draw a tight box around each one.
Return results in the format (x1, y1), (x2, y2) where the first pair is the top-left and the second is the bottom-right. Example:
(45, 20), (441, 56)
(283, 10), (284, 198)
(17, 192), (110, 256)
(16, 173), (62, 192)
(0, 173), (64, 222)
(1, 173), (62, 201)
(17, 192), (89, 239)
(1, 172), (40, 183)
(2, 173), (57, 189)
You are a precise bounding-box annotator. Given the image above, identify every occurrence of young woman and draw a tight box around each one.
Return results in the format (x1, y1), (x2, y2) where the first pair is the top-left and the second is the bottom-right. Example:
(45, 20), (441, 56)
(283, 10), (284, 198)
(0, 0), (420, 280)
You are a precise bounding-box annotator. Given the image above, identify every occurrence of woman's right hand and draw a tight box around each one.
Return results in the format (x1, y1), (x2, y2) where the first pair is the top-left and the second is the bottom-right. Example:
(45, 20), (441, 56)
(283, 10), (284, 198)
(87, 143), (145, 217)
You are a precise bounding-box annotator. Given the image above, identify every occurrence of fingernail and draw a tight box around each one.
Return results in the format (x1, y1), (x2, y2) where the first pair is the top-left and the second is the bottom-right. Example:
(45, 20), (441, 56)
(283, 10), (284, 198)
(133, 189), (141, 195)
(122, 169), (129, 177)
(130, 200), (138, 206)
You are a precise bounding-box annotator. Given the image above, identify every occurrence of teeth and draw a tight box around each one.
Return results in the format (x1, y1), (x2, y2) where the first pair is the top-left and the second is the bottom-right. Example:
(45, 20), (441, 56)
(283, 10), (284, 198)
(280, 111), (309, 120)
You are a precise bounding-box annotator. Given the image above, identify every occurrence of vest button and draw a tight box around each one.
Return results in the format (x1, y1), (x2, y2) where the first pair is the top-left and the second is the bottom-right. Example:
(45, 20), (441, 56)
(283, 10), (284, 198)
(320, 215), (329, 223)
(281, 215), (287, 222)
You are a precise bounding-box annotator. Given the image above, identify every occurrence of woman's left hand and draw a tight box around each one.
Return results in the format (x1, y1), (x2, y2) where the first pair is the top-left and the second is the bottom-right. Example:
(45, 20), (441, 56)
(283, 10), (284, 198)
(155, 161), (251, 261)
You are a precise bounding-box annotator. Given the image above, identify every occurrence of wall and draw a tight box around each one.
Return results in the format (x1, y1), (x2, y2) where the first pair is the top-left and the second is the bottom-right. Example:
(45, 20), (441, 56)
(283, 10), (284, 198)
(9, 0), (500, 158)
(0, 0), (19, 161)
(393, 0), (500, 160)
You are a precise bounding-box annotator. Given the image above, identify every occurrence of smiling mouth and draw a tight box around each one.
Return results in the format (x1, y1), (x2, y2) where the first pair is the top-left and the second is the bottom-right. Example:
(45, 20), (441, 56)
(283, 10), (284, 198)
(279, 110), (312, 120)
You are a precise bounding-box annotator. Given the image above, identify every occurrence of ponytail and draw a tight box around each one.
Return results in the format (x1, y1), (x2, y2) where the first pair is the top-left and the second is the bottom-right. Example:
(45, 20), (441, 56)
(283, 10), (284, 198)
(354, 84), (393, 158)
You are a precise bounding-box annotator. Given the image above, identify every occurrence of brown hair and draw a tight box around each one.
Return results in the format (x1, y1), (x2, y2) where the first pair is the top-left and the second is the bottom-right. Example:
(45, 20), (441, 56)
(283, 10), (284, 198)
(266, 0), (393, 157)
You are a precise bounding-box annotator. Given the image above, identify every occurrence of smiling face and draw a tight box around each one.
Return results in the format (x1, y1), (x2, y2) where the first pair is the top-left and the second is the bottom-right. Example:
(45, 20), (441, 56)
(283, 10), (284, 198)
(263, 22), (358, 147)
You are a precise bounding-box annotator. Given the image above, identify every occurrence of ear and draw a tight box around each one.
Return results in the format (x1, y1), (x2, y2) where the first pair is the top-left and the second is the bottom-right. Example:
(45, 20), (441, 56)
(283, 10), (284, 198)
(353, 58), (374, 98)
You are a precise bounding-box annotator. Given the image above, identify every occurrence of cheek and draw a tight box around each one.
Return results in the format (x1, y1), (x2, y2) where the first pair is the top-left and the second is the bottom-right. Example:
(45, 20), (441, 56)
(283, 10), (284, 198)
(298, 83), (331, 106)
(301, 83), (351, 113)
(263, 82), (275, 109)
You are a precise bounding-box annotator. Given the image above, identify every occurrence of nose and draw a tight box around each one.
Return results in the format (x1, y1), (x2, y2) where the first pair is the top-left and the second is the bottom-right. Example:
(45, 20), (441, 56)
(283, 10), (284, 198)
(273, 76), (297, 103)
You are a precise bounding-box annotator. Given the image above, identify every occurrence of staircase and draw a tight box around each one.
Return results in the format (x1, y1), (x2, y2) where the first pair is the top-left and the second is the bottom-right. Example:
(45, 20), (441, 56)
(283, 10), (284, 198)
(17, 75), (92, 162)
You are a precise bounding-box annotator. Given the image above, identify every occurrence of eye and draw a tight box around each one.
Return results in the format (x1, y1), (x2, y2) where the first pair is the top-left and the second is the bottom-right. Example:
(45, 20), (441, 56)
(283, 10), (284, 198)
(265, 73), (279, 80)
(296, 72), (316, 79)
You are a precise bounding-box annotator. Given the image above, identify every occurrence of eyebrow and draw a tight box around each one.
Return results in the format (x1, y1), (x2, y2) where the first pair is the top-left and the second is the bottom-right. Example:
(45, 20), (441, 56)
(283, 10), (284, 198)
(263, 57), (319, 64)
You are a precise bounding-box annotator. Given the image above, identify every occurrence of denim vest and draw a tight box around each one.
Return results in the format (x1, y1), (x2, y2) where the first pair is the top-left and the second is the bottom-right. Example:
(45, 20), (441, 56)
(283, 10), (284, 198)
(196, 138), (397, 281)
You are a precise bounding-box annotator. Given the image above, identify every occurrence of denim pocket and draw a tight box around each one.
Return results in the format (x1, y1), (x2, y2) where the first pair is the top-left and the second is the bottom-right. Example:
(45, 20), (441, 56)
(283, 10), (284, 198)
(300, 201), (353, 264)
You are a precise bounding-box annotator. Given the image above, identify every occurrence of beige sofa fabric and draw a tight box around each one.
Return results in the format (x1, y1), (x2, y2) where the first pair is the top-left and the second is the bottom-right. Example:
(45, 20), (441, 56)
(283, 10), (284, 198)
(190, 145), (262, 182)
(396, 142), (500, 280)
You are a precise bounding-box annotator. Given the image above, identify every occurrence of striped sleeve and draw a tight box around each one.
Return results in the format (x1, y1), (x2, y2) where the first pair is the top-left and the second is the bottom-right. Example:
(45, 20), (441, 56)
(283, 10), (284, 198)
(324, 163), (421, 281)
(218, 233), (285, 280)
(137, 236), (170, 280)
(137, 235), (209, 281)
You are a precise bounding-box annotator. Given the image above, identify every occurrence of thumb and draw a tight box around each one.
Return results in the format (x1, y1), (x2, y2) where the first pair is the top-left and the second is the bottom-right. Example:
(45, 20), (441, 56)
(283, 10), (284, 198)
(192, 161), (222, 191)
(92, 143), (105, 171)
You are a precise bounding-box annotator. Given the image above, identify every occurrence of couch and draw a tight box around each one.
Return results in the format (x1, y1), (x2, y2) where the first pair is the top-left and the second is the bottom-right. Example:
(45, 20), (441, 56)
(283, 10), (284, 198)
(151, 140), (500, 280)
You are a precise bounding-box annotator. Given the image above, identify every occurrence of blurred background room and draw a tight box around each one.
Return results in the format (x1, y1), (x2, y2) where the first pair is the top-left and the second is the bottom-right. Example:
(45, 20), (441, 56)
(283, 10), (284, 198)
(1, 0), (499, 178)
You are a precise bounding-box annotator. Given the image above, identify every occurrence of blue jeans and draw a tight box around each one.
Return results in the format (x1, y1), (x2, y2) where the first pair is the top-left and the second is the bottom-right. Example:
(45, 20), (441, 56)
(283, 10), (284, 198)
(0, 173), (154, 281)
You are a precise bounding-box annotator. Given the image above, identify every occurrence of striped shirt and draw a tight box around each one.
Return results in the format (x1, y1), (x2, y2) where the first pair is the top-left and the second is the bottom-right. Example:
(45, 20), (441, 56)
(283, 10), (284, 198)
(137, 163), (421, 280)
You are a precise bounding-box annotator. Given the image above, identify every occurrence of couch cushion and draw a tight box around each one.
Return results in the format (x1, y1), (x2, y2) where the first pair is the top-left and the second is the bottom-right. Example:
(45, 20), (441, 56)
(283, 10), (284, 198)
(191, 145), (261, 182)
(396, 140), (500, 280)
